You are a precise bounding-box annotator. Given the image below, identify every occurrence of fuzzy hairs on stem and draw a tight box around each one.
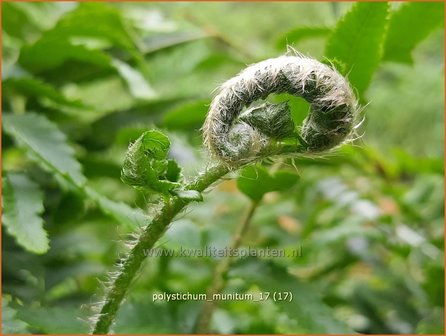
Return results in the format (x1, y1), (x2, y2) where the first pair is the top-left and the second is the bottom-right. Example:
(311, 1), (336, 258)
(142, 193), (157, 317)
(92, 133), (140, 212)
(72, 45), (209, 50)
(203, 54), (359, 165)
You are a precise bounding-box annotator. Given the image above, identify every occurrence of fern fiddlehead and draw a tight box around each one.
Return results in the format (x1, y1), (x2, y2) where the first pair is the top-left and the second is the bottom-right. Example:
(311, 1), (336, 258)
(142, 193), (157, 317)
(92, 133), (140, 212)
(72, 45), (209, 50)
(204, 55), (358, 165)
(90, 54), (359, 334)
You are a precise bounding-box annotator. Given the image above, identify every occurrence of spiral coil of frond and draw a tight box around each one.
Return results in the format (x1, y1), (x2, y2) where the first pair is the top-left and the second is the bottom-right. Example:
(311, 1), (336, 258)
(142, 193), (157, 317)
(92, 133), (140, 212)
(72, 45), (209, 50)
(203, 55), (359, 165)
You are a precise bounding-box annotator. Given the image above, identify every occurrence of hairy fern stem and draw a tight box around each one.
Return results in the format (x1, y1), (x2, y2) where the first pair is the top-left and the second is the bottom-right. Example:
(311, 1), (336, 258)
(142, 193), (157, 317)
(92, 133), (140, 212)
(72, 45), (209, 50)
(91, 163), (230, 334)
(91, 144), (304, 334)
(90, 54), (359, 334)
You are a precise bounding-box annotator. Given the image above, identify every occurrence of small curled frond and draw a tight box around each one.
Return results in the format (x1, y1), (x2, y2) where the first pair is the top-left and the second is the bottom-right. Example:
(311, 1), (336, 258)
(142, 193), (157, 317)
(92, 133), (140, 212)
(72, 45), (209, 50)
(203, 54), (360, 166)
(121, 130), (182, 194)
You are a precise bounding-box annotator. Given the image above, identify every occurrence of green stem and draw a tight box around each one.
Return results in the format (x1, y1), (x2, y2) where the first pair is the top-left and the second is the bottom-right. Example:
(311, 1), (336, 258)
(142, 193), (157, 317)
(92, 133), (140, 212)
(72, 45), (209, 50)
(91, 163), (230, 334)
(194, 199), (260, 333)
(91, 143), (297, 334)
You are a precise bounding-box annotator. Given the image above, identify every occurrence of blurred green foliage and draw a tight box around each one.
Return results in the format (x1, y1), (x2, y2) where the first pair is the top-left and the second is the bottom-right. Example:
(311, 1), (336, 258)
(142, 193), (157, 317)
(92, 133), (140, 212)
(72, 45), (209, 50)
(2, 2), (444, 334)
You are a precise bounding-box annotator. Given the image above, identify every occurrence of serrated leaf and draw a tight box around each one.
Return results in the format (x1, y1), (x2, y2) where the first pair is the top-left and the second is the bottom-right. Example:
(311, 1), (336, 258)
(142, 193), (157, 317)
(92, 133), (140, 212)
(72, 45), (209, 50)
(3, 113), (142, 230)
(237, 166), (299, 201)
(3, 77), (87, 108)
(2, 172), (48, 254)
(383, 2), (444, 64)
(112, 59), (157, 100)
(230, 258), (354, 333)
(3, 113), (86, 186)
(276, 26), (331, 50)
(2, 298), (30, 334)
(326, 2), (389, 96)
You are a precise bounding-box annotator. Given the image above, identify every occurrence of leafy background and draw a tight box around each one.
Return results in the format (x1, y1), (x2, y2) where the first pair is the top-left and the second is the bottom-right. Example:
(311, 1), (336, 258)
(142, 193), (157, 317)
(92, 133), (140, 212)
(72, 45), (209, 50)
(2, 1), (444, 334)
